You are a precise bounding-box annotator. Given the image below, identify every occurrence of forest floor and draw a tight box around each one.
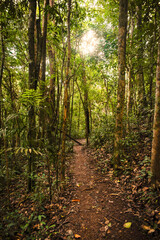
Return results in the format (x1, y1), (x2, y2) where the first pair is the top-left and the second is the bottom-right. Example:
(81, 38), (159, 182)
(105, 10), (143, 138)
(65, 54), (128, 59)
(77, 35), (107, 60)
(60, 139), (160, 240)
(0, 139), (160, 240)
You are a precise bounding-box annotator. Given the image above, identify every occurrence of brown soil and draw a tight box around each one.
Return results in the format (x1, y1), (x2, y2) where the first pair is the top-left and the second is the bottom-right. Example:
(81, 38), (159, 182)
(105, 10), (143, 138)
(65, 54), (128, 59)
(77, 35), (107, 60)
(61, 139), (159, 240)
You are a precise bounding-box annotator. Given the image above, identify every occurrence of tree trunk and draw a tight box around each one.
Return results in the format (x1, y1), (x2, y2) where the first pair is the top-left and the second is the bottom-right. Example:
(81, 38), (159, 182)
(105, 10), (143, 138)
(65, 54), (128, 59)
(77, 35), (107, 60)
(83, 66), (90, 145)
(69, 78), (75, 136)
(126, 12), (134, 131)
(39, 0), (49, 141)
(151, 26), (160, 186)
(60, 0), (71, 182)
(0, 29), (5, 158)
(35, 0), (42, 90)
(28, 0), (36, 192)
(113, 0), (128, 170)
(136, 2), (146, 115)
(148, 12), (157, 127)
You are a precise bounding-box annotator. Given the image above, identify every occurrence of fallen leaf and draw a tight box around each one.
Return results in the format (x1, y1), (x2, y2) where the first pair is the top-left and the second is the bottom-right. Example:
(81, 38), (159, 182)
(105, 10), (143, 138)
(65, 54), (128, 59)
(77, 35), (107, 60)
(123, 222), (132, 228)
(141, 225), (151, 231)
(71, 199), (80, 202)
(125, 208), (132, 213)
(108, 222), (112, 227)
(141, 224), (155, 234)
(75, 234), (81, 238)
(100, 227), (106, 232)
(104, 225), (109, 231)
(105, 219), (110, 225)
(148, 229), (155, 234)
(66, 230), (73, 236)
(142, 187), (149, 192)
(110, 193), (119, 196)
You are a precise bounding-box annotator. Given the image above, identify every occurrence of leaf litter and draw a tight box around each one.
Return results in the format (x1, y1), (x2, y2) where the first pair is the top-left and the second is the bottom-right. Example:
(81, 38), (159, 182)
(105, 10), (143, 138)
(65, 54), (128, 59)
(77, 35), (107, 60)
(59, 140), (159, 239)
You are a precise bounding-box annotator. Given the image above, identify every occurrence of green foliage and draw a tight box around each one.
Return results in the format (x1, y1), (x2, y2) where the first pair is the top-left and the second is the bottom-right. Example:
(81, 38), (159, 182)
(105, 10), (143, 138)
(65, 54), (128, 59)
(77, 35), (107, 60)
(1, 207), (56, 240)
(20, 89), (43, 107)
(90, 117), (115, 149)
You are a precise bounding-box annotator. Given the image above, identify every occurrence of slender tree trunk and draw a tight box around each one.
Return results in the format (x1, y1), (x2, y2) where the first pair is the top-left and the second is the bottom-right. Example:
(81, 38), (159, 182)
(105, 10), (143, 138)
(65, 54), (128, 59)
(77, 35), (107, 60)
(126, 13), (134, 131)
(39, 0), (49, 141)
(149, 12), (157, 127)
(69, 78), (74, 136)
(0, 29), (5, 158)
(35, 0), (42, 90)
(60, 0), (71, 182)
(78, 99), (81, 131)
(84, 95), (90, 145)
(28, 0), (36, 192)
(4, 133), (10, 206)
(83, 64), (90, 145)
(136, 2), (146, 114)
(48, 48), (56, 113)
(113, 0), (128, 170)
(151, 26), (160, 186)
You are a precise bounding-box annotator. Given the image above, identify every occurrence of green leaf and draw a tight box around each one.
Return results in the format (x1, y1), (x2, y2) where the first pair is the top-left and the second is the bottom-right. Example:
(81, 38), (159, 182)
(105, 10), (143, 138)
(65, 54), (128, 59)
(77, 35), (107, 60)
(49, 224), (56, 228)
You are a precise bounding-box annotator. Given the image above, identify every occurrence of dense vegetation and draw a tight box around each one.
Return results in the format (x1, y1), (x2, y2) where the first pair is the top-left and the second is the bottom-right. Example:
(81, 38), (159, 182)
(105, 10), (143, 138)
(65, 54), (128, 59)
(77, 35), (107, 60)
(0, 0), (160, 239)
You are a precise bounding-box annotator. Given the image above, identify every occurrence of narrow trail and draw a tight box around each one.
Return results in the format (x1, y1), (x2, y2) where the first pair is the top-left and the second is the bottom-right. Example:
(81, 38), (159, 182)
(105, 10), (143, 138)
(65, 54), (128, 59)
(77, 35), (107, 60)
(62, 140), (157, 240)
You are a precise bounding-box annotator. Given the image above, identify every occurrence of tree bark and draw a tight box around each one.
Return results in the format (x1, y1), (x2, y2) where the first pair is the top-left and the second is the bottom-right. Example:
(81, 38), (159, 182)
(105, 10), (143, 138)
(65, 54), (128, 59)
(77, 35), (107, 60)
(28, 0), (36, 192)
(39, 0), (49, 140)
(151, 26), (160, 185)
(136, 2), (146, 114)
(113, 0), (128, 170)
(60, 0), (71, 182)
(0, 28), (5, 156)
(83, 64), (90, 145)
(126, 11), (134, 131)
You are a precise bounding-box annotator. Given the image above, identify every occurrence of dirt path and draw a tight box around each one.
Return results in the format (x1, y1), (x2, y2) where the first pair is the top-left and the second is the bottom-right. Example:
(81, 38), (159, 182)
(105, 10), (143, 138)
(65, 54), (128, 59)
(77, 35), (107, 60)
(62, 140), (158, 240)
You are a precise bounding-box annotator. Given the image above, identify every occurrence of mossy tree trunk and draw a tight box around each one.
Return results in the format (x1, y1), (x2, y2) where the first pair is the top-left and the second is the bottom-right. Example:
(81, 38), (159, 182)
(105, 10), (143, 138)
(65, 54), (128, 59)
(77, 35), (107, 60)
(151, 25), (160, 186)
(0, 29), (5, 160)
(60, 0), (71, 182)
(83, 64), (90, 145)
(39, 0), (49, 141)
(113, 0), (128, 171)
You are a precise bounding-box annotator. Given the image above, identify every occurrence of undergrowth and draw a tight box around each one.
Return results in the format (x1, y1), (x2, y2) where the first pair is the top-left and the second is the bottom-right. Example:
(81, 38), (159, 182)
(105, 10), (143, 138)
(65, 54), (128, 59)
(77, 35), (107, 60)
(89, 119), (160, 234)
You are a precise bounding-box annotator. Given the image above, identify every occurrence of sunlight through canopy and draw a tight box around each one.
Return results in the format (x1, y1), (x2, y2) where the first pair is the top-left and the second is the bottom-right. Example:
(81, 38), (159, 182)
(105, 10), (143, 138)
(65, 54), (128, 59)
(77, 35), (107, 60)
(79, 30), (99, 56)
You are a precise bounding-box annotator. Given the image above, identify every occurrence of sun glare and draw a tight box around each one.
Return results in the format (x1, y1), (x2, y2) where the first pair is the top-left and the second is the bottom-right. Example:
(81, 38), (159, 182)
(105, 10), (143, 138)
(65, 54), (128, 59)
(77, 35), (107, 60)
(79, 30), (99, 56)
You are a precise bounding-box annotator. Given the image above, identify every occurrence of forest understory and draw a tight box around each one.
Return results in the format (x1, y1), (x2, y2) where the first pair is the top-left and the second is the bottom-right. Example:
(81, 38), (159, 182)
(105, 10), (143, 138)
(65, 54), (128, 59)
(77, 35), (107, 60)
(0, 138), (160, 240)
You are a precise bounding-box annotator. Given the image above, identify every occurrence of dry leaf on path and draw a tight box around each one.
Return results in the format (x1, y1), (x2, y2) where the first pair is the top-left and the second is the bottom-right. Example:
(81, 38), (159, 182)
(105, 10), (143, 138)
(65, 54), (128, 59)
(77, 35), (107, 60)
(141, 224), (155, 234)
(75, 233), (81, 238)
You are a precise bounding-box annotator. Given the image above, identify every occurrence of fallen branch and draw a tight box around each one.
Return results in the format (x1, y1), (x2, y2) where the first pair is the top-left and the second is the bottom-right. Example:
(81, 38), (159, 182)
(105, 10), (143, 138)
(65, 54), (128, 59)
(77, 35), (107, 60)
(52, 125), (83, 146)
(65, 133), (83, 146)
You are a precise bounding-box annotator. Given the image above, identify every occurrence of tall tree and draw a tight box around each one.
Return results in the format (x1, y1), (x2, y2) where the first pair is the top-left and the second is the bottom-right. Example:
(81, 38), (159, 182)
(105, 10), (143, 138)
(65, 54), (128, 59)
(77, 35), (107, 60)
(151, 24), (160, 186)
(60, 0), (71, 182)
(28, 0), (36, 191)
(0, 25), (5, 155)
(113, 0), (128, 170)
(39, 0), (49, 140)
(136, 1), (146, 112)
